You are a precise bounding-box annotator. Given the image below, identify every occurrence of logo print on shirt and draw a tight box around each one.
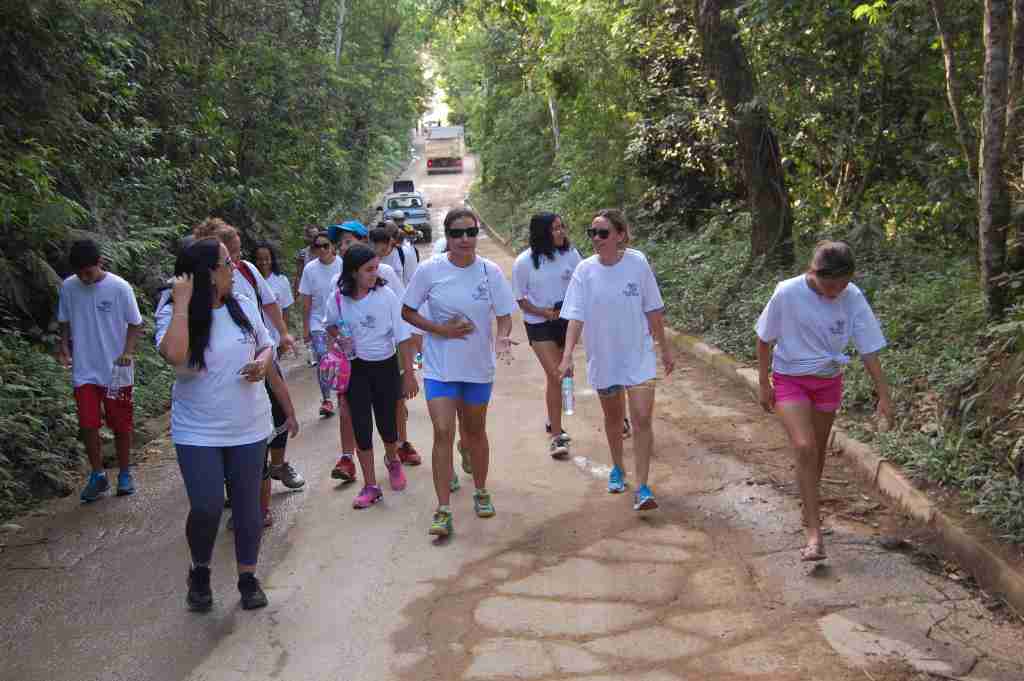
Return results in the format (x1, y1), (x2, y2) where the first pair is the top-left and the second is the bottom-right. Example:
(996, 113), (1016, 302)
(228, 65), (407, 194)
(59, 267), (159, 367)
(96, 300), (113, 313)
(472, 281), (490, 301)
(561, 269), (572, 283)
(623, 282), (640, 298)
(361, 315), (377, 329)
(237, 334), (256, 345)
(828, 319), (846, 336)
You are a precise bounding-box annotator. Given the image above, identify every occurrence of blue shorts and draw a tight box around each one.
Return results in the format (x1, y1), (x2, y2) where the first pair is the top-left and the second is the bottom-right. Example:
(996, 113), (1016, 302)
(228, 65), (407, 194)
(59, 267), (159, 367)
(423, 379), (494, 405)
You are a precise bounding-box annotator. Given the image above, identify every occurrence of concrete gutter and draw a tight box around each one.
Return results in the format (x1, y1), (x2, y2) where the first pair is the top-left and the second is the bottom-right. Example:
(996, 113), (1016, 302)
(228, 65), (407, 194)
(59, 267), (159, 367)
(476, 212), (1024, 617)
(667, 329), (1024, 618)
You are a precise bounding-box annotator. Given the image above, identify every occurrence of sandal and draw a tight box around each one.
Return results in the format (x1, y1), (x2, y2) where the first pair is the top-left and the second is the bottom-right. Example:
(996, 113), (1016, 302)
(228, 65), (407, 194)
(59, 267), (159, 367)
(800, 541), (827, 562)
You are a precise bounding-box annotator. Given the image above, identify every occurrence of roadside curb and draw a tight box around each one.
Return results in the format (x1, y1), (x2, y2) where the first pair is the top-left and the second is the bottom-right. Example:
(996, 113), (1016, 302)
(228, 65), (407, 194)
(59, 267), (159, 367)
(665, 327), (1024, 617)
(472, 216), (1024, 617)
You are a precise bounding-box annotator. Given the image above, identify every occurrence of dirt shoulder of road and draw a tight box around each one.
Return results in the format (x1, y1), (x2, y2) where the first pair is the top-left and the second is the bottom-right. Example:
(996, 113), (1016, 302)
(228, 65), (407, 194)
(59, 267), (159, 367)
(478, 213), (1024, 625)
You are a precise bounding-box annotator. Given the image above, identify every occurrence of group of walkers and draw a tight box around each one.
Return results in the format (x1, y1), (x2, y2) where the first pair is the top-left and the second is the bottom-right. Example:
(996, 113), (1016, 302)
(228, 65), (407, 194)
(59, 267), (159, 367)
(56, 200), (892, 613)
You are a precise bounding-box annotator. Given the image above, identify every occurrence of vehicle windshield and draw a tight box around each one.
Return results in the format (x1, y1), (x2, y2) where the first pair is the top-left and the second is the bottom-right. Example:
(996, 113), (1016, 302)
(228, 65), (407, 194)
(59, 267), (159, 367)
(387, 197), (422, 209)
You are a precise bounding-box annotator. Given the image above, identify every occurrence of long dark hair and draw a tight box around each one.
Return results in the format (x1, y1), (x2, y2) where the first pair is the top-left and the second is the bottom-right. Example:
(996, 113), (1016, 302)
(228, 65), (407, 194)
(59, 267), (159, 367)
(338, 244), (386, 297)
(528, 212), (571, 269)
(171, 239), (256, 371)
(251, 241), (281, 276)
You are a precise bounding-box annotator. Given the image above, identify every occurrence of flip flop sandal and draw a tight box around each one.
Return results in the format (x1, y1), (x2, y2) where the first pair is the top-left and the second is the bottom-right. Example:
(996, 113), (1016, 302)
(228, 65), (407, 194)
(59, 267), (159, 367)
(800, 543), (827, 562)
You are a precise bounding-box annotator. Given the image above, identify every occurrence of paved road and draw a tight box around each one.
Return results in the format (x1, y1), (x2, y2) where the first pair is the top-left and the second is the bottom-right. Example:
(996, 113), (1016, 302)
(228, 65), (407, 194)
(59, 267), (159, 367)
(1, 146), (1022, 681)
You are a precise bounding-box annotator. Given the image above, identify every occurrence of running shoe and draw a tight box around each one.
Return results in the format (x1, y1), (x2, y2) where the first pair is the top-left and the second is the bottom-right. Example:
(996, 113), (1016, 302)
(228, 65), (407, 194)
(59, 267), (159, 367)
(187, 565), (213, 612)
(429, 507), (453, 536)
(450, 473), (461, 492)
(116, 470), (136, 496)
(331, 455), (357, 483)
(549, 434), (571, 460)
(269, 462), (306, 489)
(385, 457), (407, 491)
(319, 399), (335, 418)
(623, 418), (632, 439)
(545, 422), (570, 439)
(633, 484), (658, 511)
(397, 442), (422, 466)
(80, 471), (109, 502)
(352, 484), (383, 509)
(238, 572), (268, 610)
(473, 488), (496, 518)
(459, 441), (472, 474)
(608, 465), (627, 494)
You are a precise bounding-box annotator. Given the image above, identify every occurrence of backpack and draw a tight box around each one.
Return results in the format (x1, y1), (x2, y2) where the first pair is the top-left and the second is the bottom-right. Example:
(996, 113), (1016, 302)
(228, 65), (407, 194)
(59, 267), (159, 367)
(319, 289), (352, 393)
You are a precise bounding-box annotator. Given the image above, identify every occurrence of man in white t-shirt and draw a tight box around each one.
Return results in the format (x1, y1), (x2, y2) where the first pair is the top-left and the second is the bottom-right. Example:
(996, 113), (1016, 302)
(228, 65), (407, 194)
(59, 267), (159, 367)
(58, 240), (144, 502)
(299, 231), (344, 417)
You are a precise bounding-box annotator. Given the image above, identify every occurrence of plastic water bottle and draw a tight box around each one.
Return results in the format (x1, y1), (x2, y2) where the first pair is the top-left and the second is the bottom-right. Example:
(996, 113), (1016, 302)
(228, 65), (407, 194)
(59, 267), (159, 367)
(561, 376), (575, 415)
(338, 320), (356, 360)
(107, 363), (134, 401)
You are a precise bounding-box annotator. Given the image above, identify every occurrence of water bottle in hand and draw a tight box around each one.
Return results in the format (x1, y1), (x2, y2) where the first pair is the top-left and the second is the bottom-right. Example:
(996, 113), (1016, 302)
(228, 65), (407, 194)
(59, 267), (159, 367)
(561, 376), (575, 416)
(107, 362), (134, 401)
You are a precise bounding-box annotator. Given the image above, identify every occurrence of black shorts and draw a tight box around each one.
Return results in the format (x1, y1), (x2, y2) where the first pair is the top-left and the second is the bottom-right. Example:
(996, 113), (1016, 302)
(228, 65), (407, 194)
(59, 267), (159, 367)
(524, 319), (569, 347)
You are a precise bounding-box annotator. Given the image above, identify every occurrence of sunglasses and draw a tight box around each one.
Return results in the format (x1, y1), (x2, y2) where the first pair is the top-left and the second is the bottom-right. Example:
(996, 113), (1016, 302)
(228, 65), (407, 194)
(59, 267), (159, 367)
(586, 228), (612, 240)
(312, 241), (331, 249)
(446, 227), (480, 239)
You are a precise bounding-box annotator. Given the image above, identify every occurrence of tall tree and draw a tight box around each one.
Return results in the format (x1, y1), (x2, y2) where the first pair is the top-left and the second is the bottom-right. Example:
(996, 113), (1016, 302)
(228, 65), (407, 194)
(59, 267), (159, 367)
(931, 0), (979, 187)
(695, 0), (793, 266)
(979, 0), (1012, 317)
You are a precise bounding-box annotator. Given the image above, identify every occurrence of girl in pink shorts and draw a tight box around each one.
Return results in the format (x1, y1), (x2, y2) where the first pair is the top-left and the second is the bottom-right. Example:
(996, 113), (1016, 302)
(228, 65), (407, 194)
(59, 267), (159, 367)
(755, 241), (893, 562)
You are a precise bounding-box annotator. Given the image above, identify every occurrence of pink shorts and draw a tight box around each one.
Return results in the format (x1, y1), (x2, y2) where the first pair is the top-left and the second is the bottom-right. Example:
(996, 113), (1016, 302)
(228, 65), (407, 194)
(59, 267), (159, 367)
(772, 372), (843, 413)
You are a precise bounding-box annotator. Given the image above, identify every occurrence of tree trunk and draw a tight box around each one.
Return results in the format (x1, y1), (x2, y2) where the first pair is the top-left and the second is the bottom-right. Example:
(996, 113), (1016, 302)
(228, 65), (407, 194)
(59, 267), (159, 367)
(1006, 0), (1024, 268)
(930, 0), (980, 188)
(547, 92), (561, 154)
(302, 0), (324, 46)
(979, 0), (1012, 317)
(334, 0), (348, 66)
(696, 0), (793, 267)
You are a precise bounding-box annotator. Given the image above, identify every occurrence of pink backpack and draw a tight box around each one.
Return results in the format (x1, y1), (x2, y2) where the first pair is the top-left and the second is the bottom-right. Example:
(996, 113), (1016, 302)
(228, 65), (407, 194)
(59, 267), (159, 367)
(318, 290), (352, 393)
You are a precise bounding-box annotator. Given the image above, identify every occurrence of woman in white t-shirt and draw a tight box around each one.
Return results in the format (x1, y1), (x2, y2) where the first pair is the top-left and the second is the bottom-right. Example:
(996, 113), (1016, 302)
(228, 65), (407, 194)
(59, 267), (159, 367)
(156, 238), (278, 613)
(402, 208), (516, 538)
(755, 240), (893, 562)
(512, 213), (582, 460)
(558, 209), (675, 513)
(324, 245), (419, 509)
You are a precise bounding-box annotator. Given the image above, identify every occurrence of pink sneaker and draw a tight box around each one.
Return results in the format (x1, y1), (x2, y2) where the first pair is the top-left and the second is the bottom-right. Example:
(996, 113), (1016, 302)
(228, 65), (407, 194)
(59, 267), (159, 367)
(352, 485), (382, 509)
(385, 457), (407, 491)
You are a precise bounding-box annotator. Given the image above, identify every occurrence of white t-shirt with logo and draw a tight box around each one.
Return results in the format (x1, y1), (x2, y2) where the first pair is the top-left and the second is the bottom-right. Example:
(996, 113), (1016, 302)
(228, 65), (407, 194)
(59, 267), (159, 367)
(299, 257), (343, 333)
(755, 274), (887, 377)
(324, 285), (411, 362)
(155, 294), (273, 447)
(266, 273), (294, 310)
(560, 249), (665, 390)
(326, 262), (414, 337)
(512, 247), (582, 324)
(58, 273), (143, 388)
(402, 255), (516, 383)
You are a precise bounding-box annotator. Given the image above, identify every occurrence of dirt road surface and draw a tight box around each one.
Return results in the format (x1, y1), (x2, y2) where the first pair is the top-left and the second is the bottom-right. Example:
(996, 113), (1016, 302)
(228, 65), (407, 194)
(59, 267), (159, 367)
(1, 143), (1022, 681)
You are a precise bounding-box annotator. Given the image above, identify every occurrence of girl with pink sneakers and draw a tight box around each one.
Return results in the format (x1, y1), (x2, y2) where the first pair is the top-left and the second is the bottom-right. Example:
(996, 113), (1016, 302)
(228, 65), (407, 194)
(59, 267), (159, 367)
(325, 245), (419, 509)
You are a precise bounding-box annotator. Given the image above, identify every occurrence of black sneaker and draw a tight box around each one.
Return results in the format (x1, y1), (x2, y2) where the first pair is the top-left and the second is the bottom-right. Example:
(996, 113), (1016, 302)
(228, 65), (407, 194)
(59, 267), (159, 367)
(238, 572), (268, 610)
(187, 565), (213, 612)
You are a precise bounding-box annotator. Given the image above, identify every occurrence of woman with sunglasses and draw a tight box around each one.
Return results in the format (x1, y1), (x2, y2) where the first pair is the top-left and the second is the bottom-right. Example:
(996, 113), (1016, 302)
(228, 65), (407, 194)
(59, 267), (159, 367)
(402, 208), (516, 538)
(298, 232), (343, 418)
(756, 240), (891, 562)
(558, 209), (675, 512)
(512, 213), (581, 459)
(156, 238), (274, 612)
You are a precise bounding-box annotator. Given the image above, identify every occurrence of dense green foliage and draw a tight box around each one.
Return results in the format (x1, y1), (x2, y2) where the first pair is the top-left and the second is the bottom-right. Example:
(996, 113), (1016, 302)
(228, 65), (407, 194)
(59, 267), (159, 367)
(434, 0), (1024, 543)
(0, 0), (429, 517)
